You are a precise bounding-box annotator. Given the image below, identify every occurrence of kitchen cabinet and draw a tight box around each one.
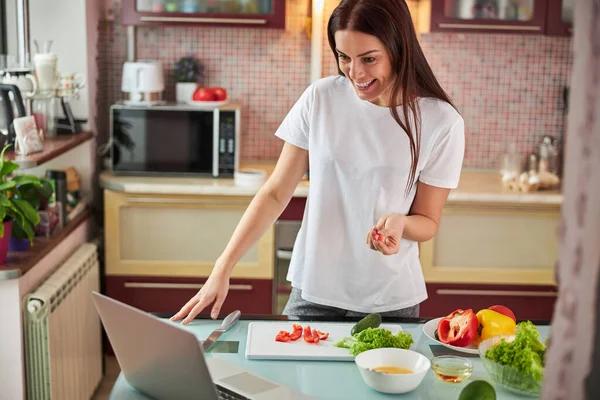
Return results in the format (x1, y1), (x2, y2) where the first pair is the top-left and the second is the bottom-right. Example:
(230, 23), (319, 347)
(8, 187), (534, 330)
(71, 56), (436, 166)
(420, 282), (557, 320)
(103, 190), (274, 279)
(419, 202), (560, 285)
(545, 0), (573, 36)
(122, 0), (286, 29)
(105, 275), (272, 314)
(418, 202), (559, 320)
(430, 0), (548, 34)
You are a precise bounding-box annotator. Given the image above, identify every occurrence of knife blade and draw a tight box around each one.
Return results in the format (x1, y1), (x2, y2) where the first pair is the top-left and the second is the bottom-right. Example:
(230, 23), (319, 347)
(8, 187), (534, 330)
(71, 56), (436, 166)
(202, 310), (241, 351)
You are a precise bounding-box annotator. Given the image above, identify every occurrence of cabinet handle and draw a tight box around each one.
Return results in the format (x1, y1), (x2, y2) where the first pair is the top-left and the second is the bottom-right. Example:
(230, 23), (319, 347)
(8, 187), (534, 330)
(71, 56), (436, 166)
(276, 250), (293, 260)
(436, 289), (557, 297)
(126, 197), (249, 205)
(438, 23), (542, 31)
(140, 16), (267, 25)
(124, 282), (254, 291)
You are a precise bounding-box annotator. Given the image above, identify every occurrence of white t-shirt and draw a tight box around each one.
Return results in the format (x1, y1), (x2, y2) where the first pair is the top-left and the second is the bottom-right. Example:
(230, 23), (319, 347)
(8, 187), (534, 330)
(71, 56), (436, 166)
(274, 75), (465, 313)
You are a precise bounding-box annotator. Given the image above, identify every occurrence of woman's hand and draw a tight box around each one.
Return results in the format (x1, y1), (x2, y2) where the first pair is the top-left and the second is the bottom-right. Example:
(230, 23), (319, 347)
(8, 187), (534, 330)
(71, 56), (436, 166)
(366, 213), (406, 255)
(170, 268), (230, 324)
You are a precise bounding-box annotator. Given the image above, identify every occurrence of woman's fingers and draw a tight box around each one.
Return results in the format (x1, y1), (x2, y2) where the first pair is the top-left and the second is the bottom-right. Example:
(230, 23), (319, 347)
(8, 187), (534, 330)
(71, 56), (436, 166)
(171, 295), (201, 322)
(182, 294), (214, 324)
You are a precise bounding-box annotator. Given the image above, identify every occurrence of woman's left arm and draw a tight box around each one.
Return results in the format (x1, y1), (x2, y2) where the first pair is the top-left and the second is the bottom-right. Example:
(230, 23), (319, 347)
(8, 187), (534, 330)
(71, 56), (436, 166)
(402, 181), (451, 242)
(368, 182), (450, 254)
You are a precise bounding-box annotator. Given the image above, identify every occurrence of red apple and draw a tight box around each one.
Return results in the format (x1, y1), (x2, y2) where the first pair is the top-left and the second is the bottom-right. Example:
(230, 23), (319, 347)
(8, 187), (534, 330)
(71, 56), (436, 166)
(211, 87), (228, 101)
(192, 87), (216, 102)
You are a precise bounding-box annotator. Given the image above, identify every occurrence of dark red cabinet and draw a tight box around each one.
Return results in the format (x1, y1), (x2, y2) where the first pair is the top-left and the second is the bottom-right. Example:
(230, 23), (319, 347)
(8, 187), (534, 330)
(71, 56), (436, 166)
(122, 0), (286, 29)
(430, 0), (548, 34)
(420, 283), (558, 321)
(430, 0), (573, 36)
(545, 0), (573, 36)
(105, 275), (273, 315)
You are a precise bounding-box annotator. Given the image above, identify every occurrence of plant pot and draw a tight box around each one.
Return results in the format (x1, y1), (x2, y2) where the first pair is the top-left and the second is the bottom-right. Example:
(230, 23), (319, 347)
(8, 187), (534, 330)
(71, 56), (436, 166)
(0, 221), (13, 266)
(176, 82), (197, 103)
(9, 234), (30, 252)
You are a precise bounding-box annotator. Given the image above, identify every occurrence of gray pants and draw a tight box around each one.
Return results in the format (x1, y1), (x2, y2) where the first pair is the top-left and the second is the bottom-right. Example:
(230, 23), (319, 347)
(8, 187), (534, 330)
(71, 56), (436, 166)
(282, 287), (420, 318)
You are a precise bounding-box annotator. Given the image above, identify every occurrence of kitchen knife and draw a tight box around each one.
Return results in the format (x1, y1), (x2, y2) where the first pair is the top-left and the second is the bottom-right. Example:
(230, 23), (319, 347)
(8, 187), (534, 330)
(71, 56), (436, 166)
(202, 310), (241, 351)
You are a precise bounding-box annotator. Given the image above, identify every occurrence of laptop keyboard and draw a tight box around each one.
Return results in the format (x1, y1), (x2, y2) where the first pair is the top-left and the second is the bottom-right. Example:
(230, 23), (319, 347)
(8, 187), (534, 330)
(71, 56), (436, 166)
(216, 384), (250, 400)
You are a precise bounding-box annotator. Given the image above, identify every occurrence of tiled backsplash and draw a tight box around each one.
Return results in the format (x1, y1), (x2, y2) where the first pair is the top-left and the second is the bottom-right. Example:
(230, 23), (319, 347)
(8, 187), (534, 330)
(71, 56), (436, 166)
(419, 33), (572, 169)
(98, 0), (572, 169)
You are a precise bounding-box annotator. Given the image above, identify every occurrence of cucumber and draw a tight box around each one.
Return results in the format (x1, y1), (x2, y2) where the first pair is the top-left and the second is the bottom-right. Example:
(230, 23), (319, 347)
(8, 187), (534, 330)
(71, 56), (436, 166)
(351, 313), (382, 336)
(434, 329), (439, 341)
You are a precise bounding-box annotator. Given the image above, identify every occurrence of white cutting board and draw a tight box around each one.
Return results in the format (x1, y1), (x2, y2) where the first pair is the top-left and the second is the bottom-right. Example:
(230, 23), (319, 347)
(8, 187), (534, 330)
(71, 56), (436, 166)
(245, 322), (403, 361)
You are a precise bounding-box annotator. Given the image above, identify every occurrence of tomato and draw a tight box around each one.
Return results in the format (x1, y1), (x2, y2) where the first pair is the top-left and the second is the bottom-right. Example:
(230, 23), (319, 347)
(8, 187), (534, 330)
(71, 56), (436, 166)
(303, 325), (315, 343)
(192, 87), (216, 102)
(211, 87), (228, 101)
(275, 331), (291, 342)
(289, 324), (303, 341)
(488, 305), (516, 323)
(437, 309), (478, 347)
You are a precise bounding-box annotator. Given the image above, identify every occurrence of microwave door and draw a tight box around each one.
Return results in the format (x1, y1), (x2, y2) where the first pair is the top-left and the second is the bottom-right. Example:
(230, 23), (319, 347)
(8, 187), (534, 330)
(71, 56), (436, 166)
(213, 109), (219, 177)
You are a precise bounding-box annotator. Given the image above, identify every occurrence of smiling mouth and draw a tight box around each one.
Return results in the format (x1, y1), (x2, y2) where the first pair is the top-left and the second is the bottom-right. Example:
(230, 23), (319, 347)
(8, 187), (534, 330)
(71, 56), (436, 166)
(355, 79), (376, 90)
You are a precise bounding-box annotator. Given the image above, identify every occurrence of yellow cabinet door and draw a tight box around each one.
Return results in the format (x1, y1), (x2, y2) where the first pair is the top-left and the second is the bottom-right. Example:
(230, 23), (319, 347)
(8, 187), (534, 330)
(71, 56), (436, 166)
(419, 203), (560, 285)
(104, 190), (274, 279)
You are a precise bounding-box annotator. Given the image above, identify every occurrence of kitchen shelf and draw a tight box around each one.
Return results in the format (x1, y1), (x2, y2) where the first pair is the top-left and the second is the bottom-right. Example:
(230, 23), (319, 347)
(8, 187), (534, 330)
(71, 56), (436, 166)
(5, 132), (94, 169)
(0, 208), (92, 280)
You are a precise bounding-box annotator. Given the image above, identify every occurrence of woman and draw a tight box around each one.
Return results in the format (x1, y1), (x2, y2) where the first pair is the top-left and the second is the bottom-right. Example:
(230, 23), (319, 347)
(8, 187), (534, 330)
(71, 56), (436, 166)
(171, 0), (464, 324)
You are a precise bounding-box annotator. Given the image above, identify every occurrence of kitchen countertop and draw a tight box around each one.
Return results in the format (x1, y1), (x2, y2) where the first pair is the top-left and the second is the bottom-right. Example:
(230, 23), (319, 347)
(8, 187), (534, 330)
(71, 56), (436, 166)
(100, 162), (563, 206)
(108, 314), (550, 400)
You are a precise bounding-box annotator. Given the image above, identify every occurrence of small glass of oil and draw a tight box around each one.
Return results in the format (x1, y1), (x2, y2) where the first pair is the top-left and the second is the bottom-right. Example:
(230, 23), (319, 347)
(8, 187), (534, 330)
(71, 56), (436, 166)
(431, 356), (474, 383)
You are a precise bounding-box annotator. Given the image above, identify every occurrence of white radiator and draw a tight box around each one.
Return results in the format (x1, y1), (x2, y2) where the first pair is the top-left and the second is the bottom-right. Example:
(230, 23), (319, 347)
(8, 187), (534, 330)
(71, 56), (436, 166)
(23, 243), (103, 400)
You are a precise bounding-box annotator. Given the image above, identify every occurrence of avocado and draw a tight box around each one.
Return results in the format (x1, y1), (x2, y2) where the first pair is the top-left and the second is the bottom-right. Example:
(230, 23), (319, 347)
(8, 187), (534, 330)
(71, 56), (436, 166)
(351, 313), (382, 336)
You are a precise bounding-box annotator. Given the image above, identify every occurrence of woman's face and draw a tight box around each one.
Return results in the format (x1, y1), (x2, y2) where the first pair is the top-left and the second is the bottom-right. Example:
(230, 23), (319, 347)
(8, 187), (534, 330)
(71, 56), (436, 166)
(334, 30), (395, 107)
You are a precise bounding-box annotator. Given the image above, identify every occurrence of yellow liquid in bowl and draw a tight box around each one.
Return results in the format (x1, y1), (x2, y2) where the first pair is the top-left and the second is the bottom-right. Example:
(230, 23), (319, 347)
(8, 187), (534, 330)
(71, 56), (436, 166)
(372, 366), (413, 375)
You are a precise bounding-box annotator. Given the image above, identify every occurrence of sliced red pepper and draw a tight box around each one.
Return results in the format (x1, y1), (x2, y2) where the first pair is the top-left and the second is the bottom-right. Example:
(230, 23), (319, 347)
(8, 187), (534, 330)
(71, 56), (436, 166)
(303, 325), (315, 343)
(275, 330), (291, 342)
(372, 228), (384, 242)
(314, 329), (329, 340)
(311, 329), (320, 343)
(437, 309), (478, 347)
(289, 324), (303, 341)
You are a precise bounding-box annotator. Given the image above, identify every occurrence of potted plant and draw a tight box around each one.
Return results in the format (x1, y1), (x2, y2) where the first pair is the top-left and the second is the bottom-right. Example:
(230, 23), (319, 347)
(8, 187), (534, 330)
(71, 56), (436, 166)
(0, 144), (52, 263)
(173, 55), (204, 103)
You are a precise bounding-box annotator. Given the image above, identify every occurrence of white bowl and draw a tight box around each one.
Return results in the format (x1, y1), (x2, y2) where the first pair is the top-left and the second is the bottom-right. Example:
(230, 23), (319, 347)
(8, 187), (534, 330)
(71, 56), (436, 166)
(354, 348), (430, 394)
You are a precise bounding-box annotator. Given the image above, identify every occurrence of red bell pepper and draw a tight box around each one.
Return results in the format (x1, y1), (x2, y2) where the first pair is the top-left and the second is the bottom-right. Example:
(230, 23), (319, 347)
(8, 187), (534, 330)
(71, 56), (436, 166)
(303, 325), (315, 343)
(289, 324), (303, 341)
(437, 309), (478, 347)
(275, 331), (291, 342)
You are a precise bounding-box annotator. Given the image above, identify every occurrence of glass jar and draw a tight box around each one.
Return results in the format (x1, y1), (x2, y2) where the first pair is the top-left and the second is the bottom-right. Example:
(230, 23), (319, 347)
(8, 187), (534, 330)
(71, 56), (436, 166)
(32, 95), (58, 138)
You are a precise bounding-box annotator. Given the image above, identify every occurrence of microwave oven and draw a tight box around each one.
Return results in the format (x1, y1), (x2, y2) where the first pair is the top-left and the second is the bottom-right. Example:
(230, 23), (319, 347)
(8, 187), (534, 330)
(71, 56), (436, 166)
(109, 102), (241, 177)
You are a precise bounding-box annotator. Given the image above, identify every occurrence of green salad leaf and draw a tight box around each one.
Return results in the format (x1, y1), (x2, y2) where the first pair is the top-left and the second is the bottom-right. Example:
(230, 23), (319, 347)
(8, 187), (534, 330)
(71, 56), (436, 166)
(485, 321), (546, 391)
(333, 327), (414, 356)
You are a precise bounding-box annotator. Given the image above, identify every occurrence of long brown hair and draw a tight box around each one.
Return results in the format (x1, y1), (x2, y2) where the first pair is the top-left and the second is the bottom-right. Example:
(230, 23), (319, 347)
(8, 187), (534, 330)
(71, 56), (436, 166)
(327, 0), (456, 194)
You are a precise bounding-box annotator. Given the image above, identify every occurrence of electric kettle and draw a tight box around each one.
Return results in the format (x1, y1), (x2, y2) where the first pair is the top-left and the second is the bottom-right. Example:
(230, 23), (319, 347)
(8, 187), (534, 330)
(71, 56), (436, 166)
(121, 60), (165, 105)
(0, 84), (27, 148)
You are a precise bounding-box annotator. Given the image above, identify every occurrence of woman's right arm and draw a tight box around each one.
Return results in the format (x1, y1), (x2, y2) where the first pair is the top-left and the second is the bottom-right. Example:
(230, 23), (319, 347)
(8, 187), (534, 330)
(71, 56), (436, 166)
(171, 142), (308, 323)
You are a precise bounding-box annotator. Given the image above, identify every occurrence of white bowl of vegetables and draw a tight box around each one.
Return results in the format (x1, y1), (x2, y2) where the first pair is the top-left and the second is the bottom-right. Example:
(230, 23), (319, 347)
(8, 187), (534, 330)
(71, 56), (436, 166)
(478, 321), (546, 396)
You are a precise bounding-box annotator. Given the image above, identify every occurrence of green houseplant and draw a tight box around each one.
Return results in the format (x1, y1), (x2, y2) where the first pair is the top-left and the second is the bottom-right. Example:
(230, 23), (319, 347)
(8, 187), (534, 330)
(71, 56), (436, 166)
(0, 144), (52, 258)
(174, 55), (204, 103)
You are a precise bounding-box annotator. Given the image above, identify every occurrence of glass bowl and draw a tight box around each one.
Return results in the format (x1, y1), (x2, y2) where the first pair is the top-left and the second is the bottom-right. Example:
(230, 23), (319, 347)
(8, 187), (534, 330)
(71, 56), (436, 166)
(430, 355), (473, 383)
(478, 335), (542, 397)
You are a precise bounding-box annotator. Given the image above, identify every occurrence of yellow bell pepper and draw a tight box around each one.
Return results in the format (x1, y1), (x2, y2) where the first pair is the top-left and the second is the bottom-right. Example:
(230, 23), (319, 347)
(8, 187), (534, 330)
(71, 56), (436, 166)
(475, 309), (516, 345)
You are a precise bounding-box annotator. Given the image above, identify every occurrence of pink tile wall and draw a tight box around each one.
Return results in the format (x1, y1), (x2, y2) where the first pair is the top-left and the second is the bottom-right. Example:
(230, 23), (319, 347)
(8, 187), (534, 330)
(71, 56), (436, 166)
(98, 0), (312, 161)
(419, 33), (572, 169)
(98, 1), (572, 169)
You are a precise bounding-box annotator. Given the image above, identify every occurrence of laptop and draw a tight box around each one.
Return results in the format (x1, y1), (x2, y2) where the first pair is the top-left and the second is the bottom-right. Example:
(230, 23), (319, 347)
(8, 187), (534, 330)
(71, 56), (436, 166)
(92, 291), (314, 400)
